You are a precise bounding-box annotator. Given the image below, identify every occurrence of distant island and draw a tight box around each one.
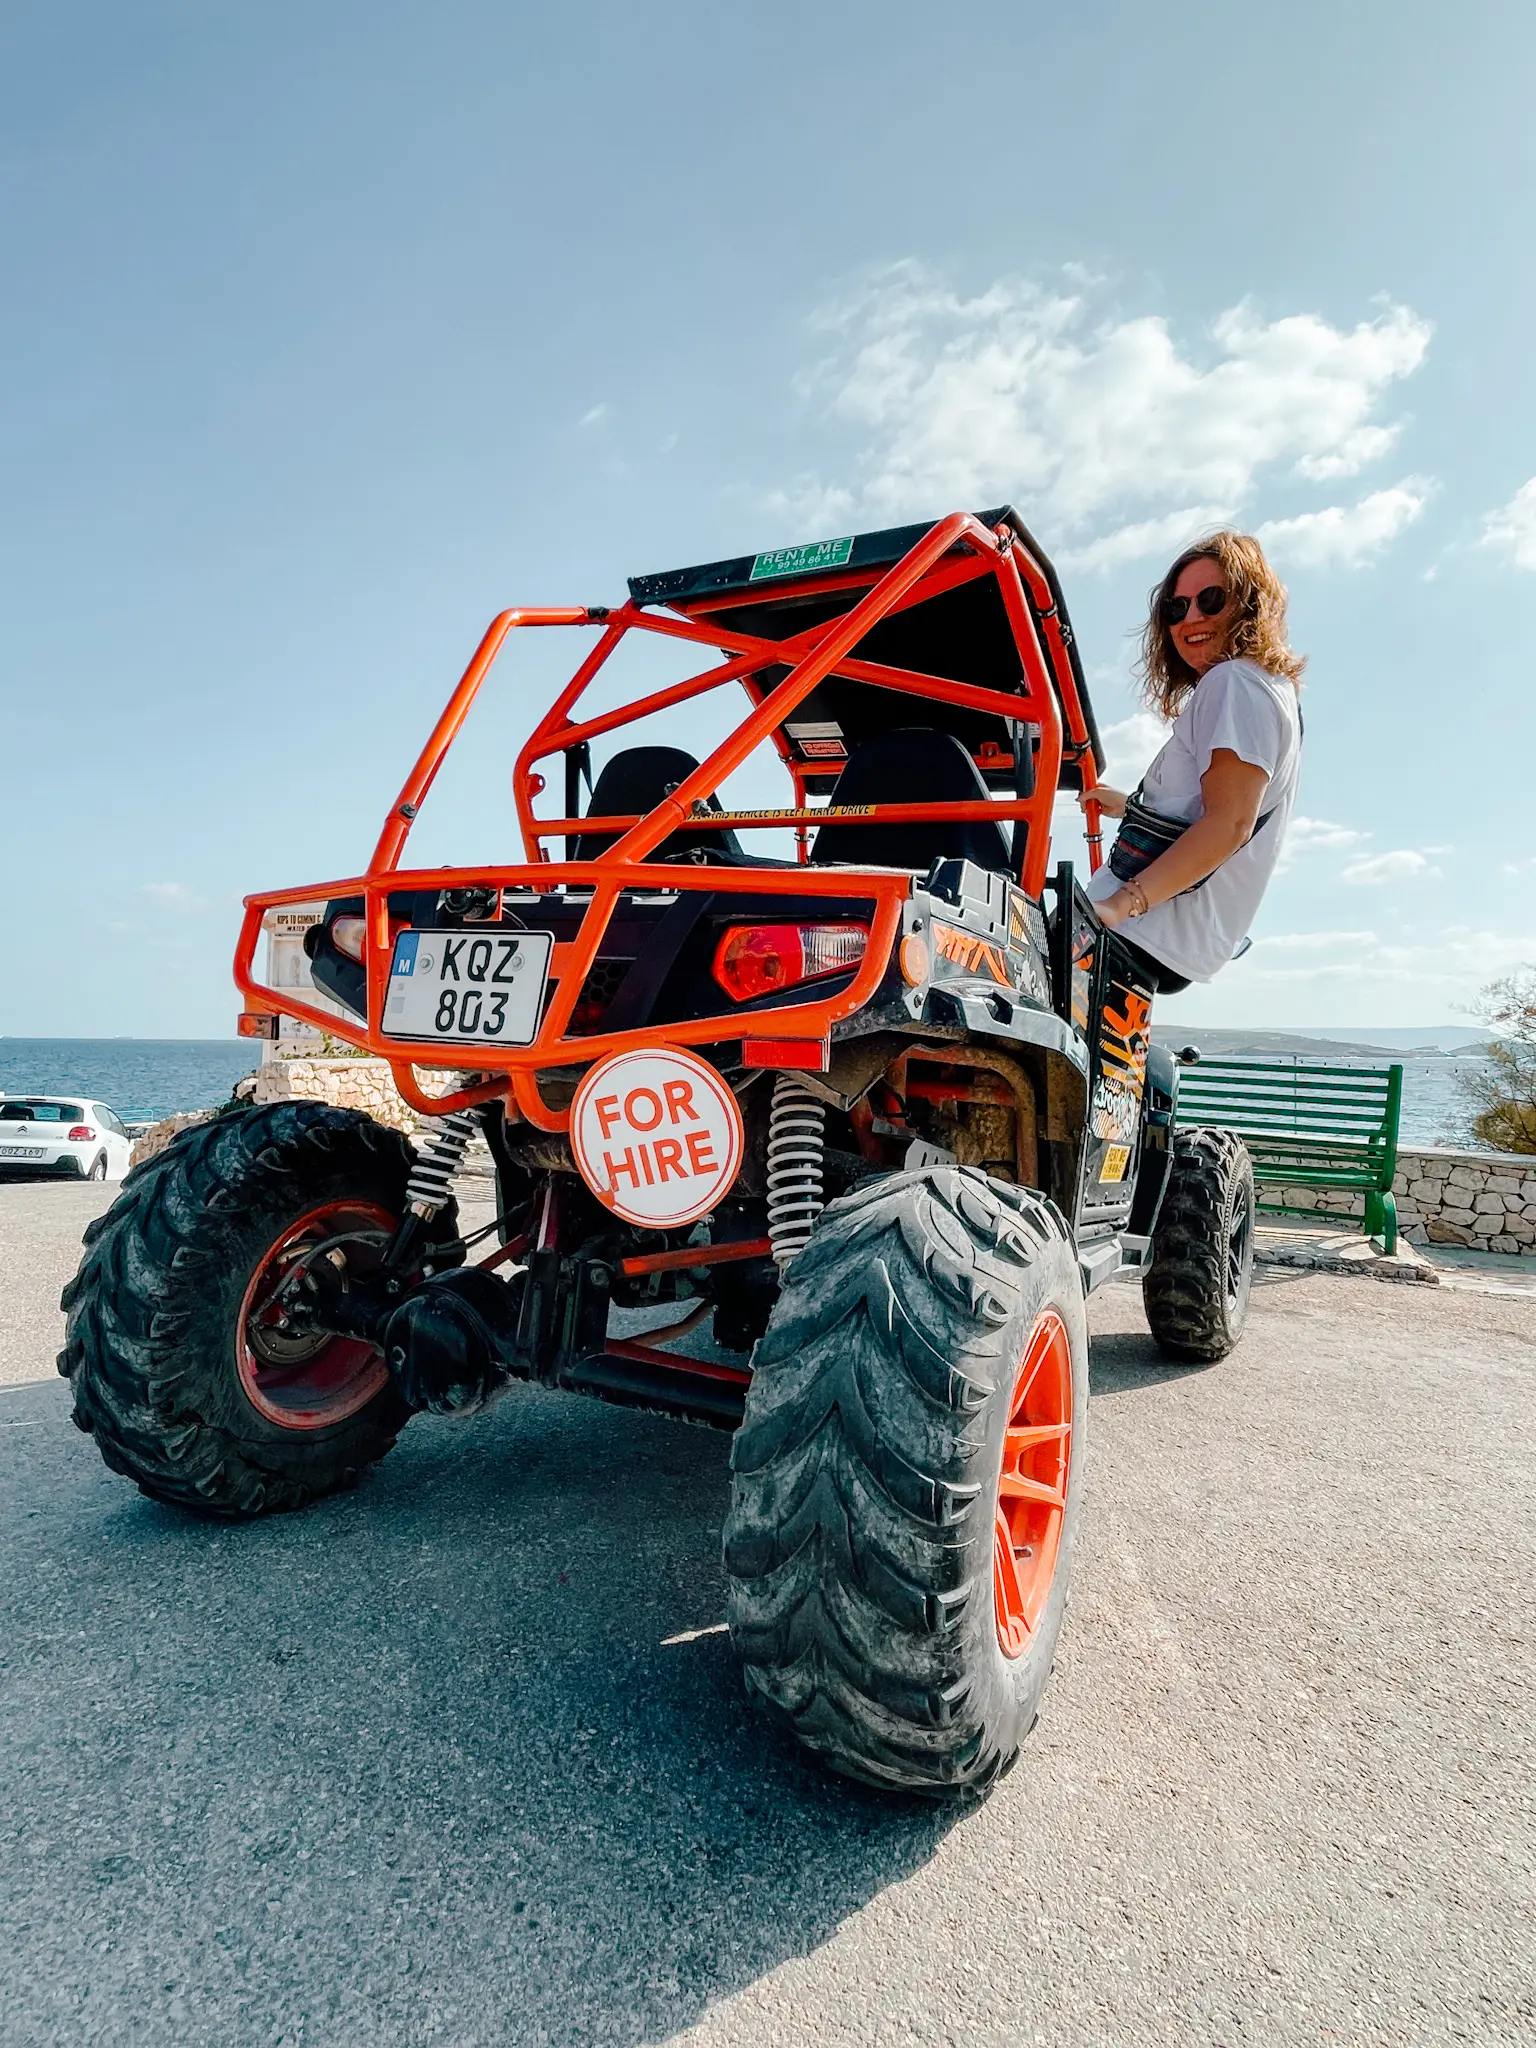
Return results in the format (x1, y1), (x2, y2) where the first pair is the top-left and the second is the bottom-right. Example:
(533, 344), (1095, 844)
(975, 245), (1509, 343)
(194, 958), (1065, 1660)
(1150, 1027), (1492, 1061)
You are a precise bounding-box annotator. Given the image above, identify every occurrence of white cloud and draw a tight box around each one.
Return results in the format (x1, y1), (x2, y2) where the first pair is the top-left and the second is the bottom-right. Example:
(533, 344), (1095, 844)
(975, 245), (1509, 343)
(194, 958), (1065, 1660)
(1235, 924), (1536, 997)
(577, 403), (610, 428)
(1058, 505), (1234, 574)
(1285, 816), (1369, 854)
(1094, 710), (1168, 788)
(1256, 929), (1379, 951)
(1340, 849), (1436, 885)
(1275, 815), (1371, 872)
(1255, 480), (1432, 568)
(759, 476), (856, 536)
(1481, 477), (1536, 571)
(784, 265), (1433, 553)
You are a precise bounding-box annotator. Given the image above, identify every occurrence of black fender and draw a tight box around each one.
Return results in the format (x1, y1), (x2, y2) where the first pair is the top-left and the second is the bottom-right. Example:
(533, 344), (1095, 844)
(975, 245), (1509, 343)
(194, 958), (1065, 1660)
(1128, 1042), (1179, 1238)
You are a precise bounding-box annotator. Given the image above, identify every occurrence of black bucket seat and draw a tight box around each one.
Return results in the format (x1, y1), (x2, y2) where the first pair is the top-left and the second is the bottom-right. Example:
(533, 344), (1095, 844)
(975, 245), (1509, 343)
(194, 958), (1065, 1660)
(808, 728), (1012, 874)
(570, 746), (749, 864)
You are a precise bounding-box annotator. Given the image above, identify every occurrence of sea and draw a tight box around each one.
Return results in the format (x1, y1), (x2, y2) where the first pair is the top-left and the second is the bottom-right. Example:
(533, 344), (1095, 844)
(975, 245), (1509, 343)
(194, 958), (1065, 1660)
(0, 1041), (261, 1127)
(0, 1037), (1497, 1149)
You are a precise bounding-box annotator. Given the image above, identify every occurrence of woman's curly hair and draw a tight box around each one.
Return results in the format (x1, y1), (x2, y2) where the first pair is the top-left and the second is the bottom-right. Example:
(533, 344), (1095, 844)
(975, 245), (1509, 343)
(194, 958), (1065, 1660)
(1138, 529), (1305, 720)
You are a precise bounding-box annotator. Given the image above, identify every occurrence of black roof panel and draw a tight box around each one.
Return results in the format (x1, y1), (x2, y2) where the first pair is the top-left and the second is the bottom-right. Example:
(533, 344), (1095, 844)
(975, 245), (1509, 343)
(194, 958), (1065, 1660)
(626, 509), (1018, 609)
(628, 507), (1105, 790)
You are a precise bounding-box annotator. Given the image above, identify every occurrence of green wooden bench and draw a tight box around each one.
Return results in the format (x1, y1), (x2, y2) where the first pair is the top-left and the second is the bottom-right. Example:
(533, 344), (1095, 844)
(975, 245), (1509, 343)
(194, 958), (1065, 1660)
(1172, 1057), (1404, 1253)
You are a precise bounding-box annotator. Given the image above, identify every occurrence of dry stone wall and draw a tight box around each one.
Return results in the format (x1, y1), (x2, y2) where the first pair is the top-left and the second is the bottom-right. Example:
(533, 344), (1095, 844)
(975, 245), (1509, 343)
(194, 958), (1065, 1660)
(129, 1059), (488, 1170)
(1261, 1143), (1536, 1254)
(250, 1056), (425, 1132)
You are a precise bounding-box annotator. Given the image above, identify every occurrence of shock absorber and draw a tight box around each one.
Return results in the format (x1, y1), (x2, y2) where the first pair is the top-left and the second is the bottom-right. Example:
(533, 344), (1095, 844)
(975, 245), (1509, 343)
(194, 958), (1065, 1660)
(405, 1107), (482, 1218)
(767, 1075), (826, 1269)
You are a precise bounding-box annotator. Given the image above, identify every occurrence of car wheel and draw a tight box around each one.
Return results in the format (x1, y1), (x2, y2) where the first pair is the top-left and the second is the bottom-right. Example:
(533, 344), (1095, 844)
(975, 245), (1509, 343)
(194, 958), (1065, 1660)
(87, 1153), (108, 1182)
(1141, 1127), (1256, 1362)
(60, 1102), (461, 1518)
(725, 1165), (1088, 1796)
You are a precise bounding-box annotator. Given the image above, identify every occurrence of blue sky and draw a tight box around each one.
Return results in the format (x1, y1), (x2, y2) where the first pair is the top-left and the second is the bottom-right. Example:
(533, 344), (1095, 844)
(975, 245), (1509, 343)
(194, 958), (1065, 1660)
(3, 0), (1533, 1036)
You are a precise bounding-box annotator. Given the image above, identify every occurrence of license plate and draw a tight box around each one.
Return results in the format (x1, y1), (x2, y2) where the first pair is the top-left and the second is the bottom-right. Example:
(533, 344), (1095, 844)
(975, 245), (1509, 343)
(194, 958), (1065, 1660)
(381, 928), (552, 1045)
(0, 1146), (46, 1159)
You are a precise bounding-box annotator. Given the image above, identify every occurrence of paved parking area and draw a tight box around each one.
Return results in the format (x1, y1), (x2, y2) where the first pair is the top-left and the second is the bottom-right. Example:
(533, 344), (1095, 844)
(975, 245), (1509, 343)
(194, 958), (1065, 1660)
(1, 1183), (1532, 2046)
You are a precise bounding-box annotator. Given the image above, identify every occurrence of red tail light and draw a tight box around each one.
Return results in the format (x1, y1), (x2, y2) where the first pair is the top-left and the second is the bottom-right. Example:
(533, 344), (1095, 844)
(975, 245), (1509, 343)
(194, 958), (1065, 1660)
(68, 1125), (96, 1143)
(711, 924), (868, 1004)
(330, 915), (367, 963)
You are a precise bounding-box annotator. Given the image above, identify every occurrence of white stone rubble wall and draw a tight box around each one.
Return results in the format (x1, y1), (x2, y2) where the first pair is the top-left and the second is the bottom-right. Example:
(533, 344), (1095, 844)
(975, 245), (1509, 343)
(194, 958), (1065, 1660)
(250, 1057), (426, 1133)
(1261, 1144), (1536, 1254)
(130, 1059), (496, 1175)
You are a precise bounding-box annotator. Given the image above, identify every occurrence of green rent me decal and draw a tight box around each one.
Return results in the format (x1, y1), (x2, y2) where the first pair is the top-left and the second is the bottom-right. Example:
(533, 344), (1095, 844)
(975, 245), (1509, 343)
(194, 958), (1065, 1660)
(749, 536), (855, 581)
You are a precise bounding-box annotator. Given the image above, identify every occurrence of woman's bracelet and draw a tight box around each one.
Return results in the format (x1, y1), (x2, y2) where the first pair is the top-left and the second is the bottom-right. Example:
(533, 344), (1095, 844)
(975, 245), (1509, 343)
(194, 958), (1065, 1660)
(1121, 880), (1150, 918)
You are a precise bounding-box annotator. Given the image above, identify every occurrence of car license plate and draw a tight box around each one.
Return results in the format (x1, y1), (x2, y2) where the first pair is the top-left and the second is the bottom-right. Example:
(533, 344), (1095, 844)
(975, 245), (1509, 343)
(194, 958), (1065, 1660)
(0, 1146), (46, 1159)
(381, 928), (552, 1045)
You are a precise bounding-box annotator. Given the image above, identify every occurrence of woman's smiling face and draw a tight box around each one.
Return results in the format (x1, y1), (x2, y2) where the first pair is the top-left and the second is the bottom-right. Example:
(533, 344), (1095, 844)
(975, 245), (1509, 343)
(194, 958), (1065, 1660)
(1166, 556), (1232, 676)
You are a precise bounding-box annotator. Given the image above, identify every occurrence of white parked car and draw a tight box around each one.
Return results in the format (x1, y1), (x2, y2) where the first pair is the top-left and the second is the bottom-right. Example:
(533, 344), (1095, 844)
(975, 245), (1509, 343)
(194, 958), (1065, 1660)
(0, 1097), (135, 1182)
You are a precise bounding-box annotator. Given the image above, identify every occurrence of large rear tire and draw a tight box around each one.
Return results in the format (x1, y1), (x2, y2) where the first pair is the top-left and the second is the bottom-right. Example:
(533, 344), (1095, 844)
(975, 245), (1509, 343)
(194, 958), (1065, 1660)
(724, 1166), (1088, 1797)
(1141, 1126), (1255, 1363)
(60, 1102), (460, 1519)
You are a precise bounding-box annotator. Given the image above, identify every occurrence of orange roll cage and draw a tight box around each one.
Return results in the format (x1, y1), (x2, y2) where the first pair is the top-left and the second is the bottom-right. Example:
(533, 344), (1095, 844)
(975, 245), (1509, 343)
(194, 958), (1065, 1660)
(234, 512), (1104, 1130)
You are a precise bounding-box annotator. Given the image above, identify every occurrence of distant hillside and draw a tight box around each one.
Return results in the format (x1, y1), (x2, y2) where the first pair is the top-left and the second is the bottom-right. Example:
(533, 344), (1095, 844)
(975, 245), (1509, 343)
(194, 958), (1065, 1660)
(1151, 1027), (1493, 1061)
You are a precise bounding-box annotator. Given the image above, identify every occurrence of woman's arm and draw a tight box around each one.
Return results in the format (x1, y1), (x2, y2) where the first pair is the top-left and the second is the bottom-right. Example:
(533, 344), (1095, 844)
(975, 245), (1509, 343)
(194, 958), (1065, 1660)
(1095, 749), (1268, 929)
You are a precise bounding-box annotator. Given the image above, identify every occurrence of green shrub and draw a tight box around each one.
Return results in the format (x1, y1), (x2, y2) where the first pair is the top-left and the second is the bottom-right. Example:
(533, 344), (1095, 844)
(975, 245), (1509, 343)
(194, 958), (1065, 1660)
(1460, 969), (1536, 1155)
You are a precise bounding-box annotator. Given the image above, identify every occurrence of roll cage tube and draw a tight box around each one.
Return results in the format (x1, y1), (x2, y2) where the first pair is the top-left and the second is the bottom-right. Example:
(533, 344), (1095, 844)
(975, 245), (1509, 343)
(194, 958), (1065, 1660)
(234, 515), (1104, 1126)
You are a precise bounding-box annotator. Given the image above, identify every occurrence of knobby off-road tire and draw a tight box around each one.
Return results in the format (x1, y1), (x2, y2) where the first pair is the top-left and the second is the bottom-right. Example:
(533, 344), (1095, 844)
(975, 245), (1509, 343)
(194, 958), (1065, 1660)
(724, 1166), (1088, 1797)
(60, 1102), (460, 1519)
(1142, 1126), (1255, 1364)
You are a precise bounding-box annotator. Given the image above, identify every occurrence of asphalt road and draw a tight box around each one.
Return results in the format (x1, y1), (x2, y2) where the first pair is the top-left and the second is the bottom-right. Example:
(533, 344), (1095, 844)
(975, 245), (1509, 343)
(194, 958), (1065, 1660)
(1, 1181), (1532, 2047)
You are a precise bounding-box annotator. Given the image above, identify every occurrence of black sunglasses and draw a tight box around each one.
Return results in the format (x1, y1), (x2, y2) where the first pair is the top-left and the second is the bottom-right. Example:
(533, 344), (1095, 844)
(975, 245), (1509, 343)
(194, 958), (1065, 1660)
(1160, 583), (1228, 626)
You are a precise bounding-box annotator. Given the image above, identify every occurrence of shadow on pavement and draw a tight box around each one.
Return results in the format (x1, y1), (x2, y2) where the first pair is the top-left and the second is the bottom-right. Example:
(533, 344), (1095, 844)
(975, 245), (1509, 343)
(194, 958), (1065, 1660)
(1, 1376), (955, 2047)
(1086, 1326), (1214, 1392)
(1087, 1259), (1326, 1396)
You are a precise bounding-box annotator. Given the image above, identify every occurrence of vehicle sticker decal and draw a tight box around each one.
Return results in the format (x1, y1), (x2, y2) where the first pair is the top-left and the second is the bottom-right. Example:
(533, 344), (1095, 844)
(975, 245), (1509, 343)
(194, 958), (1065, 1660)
(785, 720), (848, 762)
(1088, 985), (1153, 1149)
(709, 802), (876, 823)
(1100, 987), (1152, 1099)
(1070, 936), (1095, 1032)
(931, 921), (1010, 987)
(750, 536), (855, 581)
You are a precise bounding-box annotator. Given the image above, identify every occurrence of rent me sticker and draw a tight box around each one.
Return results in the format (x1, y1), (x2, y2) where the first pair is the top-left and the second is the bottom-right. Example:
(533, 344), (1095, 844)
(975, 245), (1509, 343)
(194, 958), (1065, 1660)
(570, 1047), (744, 1228)
(1099, 1144), (1131, 1184)
(749, 536), (854, 581)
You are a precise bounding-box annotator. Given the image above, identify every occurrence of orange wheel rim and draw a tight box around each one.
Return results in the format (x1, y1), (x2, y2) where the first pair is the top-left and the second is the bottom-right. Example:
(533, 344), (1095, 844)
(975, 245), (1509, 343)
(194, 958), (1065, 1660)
(236, 1200), (395, 1431)
(993, 1308), (1073, 1659)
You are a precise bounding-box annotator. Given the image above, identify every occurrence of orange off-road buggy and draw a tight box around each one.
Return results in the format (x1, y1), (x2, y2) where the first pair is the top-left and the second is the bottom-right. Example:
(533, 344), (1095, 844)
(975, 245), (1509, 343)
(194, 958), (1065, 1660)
(62, 509), (1255, 1795)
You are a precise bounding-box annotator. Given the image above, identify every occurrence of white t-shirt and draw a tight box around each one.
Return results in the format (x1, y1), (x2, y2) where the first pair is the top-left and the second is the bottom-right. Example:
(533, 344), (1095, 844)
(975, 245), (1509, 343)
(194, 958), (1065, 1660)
(1086, 658), (1302, 982)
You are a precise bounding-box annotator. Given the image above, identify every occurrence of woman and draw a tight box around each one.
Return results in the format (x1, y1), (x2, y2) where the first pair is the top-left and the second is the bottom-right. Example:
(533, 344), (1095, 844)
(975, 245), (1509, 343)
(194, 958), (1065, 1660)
(1081, 530), (1305, 995)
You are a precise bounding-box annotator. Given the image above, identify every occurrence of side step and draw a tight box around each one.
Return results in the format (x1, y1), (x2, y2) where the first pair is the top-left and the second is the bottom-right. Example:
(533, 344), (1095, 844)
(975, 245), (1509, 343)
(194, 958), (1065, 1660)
(1076, 1233), (1153, 1295)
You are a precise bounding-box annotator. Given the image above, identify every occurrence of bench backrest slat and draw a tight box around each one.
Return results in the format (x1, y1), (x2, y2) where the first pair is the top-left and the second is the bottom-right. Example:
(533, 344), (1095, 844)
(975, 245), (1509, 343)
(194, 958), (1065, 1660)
(1172, 1057), (1404, 1197)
